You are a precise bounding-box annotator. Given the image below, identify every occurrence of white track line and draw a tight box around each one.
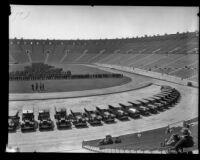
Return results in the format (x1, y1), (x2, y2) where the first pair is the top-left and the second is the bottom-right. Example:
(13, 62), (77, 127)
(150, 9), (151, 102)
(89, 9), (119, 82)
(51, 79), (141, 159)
(44, 53), (49, 64)
(88, 50), (105, 63)
(168, 61), (198, 74)
(73, 50), (88, 63)
(169, 47), (180, 53)
(60, 49), (69, 63)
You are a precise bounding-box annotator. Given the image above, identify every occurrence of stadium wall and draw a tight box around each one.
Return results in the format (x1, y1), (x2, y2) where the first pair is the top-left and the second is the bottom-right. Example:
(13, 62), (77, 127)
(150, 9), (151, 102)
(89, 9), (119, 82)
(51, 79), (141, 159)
(95, 63), (198, 87)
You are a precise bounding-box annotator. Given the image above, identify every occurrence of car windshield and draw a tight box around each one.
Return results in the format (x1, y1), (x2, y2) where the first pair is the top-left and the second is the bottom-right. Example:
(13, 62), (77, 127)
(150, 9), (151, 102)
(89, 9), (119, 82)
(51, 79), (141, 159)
(129, 108), (136, 113)
(118, 110), (123, 114)
(140, 106), (146, 110)
(104, 112), (110, 116)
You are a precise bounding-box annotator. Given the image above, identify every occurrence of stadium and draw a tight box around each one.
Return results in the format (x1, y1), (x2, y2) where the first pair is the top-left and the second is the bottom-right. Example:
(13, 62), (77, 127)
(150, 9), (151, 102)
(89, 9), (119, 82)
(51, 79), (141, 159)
(8, 6), (198, 153)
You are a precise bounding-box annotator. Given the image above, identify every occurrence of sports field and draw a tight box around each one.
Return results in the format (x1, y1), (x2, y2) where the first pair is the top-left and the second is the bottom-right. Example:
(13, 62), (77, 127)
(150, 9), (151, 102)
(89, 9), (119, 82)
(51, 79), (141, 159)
(9, 77), (131, 93)
(9, 63), (132, 93)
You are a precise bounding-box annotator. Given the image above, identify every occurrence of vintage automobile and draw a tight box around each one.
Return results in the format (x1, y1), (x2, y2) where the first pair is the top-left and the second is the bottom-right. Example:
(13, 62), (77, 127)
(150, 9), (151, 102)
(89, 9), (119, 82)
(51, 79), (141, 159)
(126, 101), (150, 116)
(54, 108), (71, 129)
(70, 109), (87, 128)
(139, 99), (158, 114)
(160, 89), (174, 94)
(150, 96), (171, 109)
(143, 97), (165, 111)
(21, 109), (37, 132)
(119, 102), (140, 119)
(156, 92), (177, 100)
(95, 106), (115, 123)
(98, 134), (114, 146)
(8, 111), (20, 132)
(153, 94), (175, 106)
(160, 85), (173, 91)
(83, 108), (102, 126)
(38, 109), (54, 131)
(108, 104), (129, 121)
(161, 88), (180, 100)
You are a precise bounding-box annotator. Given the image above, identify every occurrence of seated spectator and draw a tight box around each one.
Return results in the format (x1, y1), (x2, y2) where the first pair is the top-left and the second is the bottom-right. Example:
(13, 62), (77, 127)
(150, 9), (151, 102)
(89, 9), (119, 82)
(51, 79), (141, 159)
(115, 137), (122, 143)
(169, 128), (194, 153)
(164, 134), (180, 147)
(183, 121), (190, 129)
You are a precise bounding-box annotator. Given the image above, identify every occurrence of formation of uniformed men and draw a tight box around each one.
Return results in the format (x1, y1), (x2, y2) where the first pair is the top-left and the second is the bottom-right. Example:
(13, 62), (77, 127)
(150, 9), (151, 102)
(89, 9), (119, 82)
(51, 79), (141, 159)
(9, 62), (123, 81)
(31, 82), (45, 92)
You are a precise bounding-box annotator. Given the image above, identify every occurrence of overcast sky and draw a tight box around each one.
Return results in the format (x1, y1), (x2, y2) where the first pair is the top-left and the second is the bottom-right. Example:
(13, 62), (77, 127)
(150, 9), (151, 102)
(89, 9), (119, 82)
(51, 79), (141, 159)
(9, 5), (199, 40)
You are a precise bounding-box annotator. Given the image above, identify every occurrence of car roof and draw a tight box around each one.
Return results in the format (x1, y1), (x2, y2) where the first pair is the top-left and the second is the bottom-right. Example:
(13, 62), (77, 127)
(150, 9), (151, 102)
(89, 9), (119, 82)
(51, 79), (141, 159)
(160, 90), (172, 94)
(150, 96), (162, 100)
(39, 109), (49, 113)
(70, 107), (83, 112)
(22, 109), (33, 114)
(148, 104), (156, 107)
(108, 103), (121, 108)
(56, 108), (66, 112)
(155, 93), (171, 97)
(119, 101), (133, 106)
(138, 99), (149, 103)
(139, 106), (146, 109)
(128, 100), (141, 105)
(143, 97), (156, 101)
(96, 104), (109, 110)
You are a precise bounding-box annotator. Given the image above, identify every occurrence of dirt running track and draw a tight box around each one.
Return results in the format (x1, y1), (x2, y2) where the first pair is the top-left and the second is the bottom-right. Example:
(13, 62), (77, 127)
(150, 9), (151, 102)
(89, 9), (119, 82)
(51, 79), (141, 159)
(8, 64), (198, 152)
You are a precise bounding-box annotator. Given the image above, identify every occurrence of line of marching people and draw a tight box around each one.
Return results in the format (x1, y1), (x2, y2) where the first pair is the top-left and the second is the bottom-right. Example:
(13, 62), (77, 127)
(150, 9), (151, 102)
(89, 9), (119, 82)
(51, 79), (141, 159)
(31, 82), (45, 92)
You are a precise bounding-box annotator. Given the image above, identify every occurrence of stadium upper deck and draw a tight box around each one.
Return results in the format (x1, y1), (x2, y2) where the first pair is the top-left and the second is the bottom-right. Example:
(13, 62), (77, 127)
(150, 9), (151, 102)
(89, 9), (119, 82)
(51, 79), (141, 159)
(9, 32), (199, 81)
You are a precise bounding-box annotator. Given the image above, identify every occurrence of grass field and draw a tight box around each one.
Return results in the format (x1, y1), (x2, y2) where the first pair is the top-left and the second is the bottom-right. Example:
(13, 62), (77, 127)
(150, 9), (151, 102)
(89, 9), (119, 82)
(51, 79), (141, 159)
(9, 63), (132, 93)
(9, 77), (131, 93)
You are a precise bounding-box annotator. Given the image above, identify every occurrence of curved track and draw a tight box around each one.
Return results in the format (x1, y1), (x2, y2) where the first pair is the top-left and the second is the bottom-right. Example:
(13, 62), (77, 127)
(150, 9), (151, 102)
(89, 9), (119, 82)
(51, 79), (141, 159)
(8, 64), (198, 152)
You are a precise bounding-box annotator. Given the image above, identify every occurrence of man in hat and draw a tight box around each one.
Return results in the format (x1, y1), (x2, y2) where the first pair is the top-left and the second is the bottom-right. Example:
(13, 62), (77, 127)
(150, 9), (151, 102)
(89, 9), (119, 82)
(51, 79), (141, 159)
(169, 128), (194, 153)
(164, 134), (180, 147)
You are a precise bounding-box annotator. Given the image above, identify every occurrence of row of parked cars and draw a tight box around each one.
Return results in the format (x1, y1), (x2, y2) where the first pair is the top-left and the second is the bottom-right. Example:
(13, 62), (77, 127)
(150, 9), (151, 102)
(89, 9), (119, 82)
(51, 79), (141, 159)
(8, 87), (180, 133)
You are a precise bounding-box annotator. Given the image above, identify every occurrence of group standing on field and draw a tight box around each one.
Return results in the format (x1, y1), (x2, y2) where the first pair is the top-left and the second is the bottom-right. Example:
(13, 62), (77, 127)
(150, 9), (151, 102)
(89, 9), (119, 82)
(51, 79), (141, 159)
(31, 82), (45, 92)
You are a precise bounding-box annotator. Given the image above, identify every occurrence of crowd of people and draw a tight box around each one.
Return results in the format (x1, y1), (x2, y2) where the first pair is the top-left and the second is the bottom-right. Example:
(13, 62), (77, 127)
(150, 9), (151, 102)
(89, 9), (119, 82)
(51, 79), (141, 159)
(9, 63), (123, 81)
(162, 121), (194, 154)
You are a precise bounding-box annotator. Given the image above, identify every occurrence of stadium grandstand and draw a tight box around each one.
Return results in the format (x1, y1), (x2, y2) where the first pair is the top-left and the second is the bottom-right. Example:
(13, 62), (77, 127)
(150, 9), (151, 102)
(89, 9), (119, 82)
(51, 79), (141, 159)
(9, 31), (199, 82)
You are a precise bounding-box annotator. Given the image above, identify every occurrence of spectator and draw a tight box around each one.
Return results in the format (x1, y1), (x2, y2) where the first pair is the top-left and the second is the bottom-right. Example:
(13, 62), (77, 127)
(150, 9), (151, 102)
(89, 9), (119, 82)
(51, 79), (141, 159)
(164, 134), (180, 147)
(115, 137), (122, 143)
(165, 125), (173, 134)
(169, 128), (194, 153)
(183, 121), (190, 129)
